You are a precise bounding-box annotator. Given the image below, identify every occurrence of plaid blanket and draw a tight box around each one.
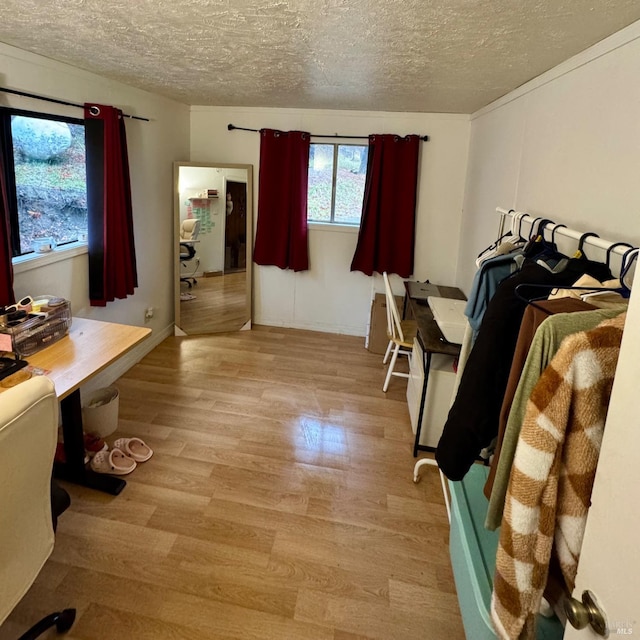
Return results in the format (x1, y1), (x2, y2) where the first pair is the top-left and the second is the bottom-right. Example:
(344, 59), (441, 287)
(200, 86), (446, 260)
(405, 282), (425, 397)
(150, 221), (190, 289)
(491, 312), (626, 639)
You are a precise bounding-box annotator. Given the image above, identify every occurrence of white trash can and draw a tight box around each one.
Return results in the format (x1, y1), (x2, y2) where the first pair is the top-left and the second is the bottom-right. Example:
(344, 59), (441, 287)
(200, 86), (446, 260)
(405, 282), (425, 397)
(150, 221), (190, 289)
(82, 386), (120, 437)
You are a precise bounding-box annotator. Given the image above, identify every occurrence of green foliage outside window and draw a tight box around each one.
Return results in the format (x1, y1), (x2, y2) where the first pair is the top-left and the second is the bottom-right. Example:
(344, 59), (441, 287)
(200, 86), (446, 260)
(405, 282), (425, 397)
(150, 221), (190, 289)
(307, 143), (368, 225)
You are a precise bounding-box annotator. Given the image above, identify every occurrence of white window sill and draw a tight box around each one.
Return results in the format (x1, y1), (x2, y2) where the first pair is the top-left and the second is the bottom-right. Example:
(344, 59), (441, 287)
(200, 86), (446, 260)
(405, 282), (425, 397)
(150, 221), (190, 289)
(308, 222), (359, 234)
(12, 242), (88, 275)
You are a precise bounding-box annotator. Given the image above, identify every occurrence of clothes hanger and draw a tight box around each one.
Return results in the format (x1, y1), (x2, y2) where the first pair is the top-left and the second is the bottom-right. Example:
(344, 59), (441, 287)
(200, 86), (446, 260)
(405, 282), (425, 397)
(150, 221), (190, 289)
(619, 247), (639, 294)
(514, 212), (527, 241)
(513, 281), (626, 314)
(550, 223), (567, 246)
(521, 217), (543, 258)
(606, 242), (634, 272)
(500, 210), (526, 246)
(507, 211), (522, 237)
(515, 233), (627, 306)
(476, 211), (524, 265)
(476, 230), (514, 259)
(526, 217), (542, 240)
(525, 219), (569, 269)
(530, 218), (556, 251)
(534, 218), (554, 240)
(574, 232), (600, 259)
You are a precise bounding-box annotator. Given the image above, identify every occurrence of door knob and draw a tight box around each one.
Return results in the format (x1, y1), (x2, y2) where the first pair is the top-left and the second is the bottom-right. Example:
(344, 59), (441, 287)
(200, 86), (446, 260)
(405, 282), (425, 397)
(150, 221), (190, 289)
(564, 590), (609, 637)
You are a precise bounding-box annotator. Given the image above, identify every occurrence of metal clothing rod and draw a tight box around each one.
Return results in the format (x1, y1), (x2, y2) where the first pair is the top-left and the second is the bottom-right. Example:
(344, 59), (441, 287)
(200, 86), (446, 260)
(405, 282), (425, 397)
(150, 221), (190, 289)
(496, 207), (638, 271)
(0, 87), (150, 122)
(227, 123), (429, 142)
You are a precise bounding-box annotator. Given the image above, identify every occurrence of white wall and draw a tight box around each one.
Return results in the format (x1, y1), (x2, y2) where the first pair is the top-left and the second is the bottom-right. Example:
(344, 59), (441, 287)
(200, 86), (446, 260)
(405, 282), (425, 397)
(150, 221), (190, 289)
(190, 107), (470, 335)
(1, 42), (189, 387)
(457, 22), (640, 292)
(457, 21), (640, 606)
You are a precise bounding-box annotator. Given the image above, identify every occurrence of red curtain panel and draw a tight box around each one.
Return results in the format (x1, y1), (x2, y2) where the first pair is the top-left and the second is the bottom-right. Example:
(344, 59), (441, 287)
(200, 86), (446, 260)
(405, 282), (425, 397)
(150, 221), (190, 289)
(253, 129), (310, 272)
(84, 104), (138, 306)
(0, 149), (15, 307)
(350, 134), (421, 278)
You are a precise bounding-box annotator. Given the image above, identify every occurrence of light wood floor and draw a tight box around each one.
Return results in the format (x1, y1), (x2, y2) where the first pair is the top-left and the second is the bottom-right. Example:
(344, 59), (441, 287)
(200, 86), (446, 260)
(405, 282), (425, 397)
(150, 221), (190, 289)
(180, 271), (248, 335)
(1, 327), (465, 640)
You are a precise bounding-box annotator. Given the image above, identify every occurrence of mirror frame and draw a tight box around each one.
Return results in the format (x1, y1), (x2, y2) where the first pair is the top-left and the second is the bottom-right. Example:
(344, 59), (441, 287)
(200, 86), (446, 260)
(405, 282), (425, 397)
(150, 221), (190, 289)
(173, 161), (253, 334)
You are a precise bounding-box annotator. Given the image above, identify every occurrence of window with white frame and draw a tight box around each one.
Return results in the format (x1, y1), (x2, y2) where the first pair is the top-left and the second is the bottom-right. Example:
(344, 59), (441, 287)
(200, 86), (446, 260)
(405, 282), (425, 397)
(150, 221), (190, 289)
(307, 143), (368, 225)
(0, 108), (88, 258)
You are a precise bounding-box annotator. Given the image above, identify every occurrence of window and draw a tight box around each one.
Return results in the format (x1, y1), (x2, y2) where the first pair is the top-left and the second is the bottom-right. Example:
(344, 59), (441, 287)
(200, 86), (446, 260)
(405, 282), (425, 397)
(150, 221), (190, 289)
(307, 143), (368, 225)
(0, 108), (88, 258)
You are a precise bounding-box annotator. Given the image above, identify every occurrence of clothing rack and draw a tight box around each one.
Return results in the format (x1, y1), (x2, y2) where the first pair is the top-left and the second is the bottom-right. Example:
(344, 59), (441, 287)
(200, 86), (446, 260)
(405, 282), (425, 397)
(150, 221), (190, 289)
(496, 207), (638, 279)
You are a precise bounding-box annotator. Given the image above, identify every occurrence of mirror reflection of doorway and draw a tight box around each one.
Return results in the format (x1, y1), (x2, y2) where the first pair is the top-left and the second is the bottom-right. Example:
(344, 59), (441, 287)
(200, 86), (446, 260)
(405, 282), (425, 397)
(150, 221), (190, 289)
(225, 181), (247, 273)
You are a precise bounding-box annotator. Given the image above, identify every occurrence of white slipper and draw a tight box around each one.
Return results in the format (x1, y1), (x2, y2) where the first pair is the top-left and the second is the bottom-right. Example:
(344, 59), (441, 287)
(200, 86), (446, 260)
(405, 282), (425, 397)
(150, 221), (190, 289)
(113, 437), (153, 463)
(90, 449), (137, 475)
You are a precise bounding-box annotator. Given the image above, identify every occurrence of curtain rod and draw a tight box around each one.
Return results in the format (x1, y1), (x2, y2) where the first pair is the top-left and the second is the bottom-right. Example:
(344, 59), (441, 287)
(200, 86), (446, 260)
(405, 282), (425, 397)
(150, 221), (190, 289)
(0, 87), (150, 122)
(228, 123), (429, 142)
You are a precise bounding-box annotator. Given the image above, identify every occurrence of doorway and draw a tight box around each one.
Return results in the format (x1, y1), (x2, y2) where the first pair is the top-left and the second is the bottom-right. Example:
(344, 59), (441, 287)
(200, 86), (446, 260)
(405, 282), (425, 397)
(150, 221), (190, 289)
(225, 180), (247, 273)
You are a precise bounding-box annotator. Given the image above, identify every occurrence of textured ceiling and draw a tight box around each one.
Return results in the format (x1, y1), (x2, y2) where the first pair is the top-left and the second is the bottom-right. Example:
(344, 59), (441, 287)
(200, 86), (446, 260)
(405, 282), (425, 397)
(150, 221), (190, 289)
(1, 0), (640, 113)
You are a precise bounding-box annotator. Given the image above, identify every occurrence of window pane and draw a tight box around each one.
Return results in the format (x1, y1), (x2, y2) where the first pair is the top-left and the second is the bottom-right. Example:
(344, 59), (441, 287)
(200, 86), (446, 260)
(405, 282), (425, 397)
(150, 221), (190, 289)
(11, 116), (88, 254)
(307, 144), (334, 222)
(334, 145), (367, 225)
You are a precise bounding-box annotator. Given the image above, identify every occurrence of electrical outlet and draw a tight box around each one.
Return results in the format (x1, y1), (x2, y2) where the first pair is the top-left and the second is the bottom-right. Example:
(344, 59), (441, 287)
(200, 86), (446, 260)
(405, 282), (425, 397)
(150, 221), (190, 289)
(145, 307), (154, 321)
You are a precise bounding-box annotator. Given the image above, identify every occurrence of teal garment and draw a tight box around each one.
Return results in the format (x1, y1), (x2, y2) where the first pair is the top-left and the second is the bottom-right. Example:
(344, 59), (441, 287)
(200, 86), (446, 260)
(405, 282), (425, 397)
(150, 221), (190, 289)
(465, 251), (524, 334)
(485, 305), (627, 531)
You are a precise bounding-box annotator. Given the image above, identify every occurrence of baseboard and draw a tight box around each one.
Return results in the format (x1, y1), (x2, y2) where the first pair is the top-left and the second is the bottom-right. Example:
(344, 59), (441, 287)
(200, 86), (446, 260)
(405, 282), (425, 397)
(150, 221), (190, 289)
(256, 318), (366, 337)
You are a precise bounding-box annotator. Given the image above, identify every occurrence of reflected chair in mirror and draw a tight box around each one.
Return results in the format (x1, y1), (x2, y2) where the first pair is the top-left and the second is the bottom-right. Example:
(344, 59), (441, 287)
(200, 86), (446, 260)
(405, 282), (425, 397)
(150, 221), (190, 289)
(382, 271), (418, 392)
(0, 376), (76, 639)
(179, 218), (201, 288)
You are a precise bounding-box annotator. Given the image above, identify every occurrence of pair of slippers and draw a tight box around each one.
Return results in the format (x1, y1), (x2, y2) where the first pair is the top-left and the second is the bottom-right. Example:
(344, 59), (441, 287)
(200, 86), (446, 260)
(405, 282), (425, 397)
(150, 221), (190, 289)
(90, 437), (153, 476)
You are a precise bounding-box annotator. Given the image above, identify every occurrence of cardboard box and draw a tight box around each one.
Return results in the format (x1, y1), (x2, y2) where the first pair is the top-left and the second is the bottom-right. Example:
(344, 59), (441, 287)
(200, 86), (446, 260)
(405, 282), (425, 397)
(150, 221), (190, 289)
(366, 293), (403, 354)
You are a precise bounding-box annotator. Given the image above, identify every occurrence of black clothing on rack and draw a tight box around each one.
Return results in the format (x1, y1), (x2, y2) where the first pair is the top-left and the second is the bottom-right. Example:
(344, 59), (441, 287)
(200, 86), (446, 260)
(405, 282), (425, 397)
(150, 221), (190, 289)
(435, 257), (613, 481)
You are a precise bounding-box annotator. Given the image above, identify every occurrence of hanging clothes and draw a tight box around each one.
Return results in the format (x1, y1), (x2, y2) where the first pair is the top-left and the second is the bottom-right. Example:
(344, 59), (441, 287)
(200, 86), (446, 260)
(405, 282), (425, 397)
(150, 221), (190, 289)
(465, 250), (525, 335)
(476, 238), (524, 269)
(482, 297), (597, 502)
(491, 313), (626, 640)
(548, 273), (625, 306)
(483, 303), (628, 530)
(435, 257), (613, 481)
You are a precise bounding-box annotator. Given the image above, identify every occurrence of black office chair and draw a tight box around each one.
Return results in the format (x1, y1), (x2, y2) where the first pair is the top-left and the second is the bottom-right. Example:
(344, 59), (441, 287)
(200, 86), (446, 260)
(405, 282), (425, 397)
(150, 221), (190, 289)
(0, 377), (76, 639)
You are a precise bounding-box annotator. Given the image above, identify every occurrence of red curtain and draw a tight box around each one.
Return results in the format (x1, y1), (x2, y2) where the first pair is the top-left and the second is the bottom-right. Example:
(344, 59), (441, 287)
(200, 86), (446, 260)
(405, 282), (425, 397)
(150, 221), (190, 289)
(350, 134), (421, 278)
(253, 129), (310, 272)
(0, 149), (15, 307)
(84, 104), (138, 306)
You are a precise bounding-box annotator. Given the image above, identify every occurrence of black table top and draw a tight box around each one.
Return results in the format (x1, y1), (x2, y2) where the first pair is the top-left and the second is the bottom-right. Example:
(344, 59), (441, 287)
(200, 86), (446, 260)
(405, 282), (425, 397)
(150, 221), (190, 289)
(404, 282), (466, 356)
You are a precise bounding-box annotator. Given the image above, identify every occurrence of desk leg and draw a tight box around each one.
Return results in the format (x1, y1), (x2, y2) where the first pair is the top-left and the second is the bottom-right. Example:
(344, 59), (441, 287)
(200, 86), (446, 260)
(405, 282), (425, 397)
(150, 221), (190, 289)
(413, 350), (432, 457)
(54, 390), (126, 496)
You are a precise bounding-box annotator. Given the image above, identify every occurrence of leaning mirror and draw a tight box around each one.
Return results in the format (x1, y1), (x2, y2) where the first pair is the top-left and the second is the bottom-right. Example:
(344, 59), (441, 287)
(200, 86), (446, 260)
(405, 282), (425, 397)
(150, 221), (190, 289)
(173, 162), (253, 335)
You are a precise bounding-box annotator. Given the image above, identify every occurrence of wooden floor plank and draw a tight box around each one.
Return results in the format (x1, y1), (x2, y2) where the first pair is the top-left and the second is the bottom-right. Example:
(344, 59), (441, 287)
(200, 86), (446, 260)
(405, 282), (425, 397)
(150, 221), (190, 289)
(1, 326), (464, 639)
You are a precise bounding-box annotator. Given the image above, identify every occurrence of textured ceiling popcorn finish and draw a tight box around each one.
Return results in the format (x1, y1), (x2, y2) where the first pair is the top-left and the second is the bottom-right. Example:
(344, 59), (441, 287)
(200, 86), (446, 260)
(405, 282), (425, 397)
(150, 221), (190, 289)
(1, 0), (640, 113)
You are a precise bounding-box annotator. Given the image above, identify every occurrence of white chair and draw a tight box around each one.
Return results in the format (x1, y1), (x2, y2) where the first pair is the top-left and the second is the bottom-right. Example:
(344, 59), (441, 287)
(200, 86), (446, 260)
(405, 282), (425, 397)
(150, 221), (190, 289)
(0, 376), (75, 638)
(382, 272), (418, 392)
(179, 218), (201, 288)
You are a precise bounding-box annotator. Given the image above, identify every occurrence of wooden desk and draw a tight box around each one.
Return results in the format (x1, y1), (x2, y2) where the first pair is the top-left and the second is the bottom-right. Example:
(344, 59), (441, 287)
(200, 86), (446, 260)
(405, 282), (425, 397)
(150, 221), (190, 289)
(29, 318), (151, 495)
(404, 283), (465, 457)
